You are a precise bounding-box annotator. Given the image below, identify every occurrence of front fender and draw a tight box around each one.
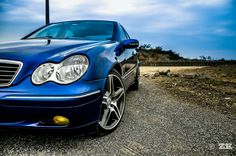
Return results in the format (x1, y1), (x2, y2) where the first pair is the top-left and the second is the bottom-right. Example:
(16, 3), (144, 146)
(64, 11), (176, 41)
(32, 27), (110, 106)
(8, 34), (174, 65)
(82, 43), (119, 81)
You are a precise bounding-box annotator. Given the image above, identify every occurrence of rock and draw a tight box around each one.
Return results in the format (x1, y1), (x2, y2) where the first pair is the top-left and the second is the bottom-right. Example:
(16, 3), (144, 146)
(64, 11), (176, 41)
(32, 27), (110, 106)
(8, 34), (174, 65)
(143, 74), (150, 78)
(159, 70), (170, 76)
(233, 103), (236, 107)
(182, 73), (198, 79)
(167, 72), (179, 77)
(167, 72), (172, 77)
(201, 74), (211, 79)
(173, 73), (180, 77)
(154, 72), (160, 77)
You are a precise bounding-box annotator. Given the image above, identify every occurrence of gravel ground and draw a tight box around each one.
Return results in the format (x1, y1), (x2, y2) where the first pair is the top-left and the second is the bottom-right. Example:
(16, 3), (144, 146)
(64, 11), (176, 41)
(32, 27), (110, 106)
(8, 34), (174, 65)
(0, 77), (235, 156)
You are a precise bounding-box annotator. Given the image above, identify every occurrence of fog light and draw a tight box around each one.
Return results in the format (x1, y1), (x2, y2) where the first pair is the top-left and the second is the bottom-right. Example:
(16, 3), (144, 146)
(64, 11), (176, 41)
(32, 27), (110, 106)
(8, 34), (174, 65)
(53, 115), (70, 126)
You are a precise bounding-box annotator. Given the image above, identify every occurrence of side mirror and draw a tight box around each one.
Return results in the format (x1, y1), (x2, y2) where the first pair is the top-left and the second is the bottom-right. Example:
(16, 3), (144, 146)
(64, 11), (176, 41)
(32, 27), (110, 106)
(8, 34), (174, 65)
(122, 39), (139, 49)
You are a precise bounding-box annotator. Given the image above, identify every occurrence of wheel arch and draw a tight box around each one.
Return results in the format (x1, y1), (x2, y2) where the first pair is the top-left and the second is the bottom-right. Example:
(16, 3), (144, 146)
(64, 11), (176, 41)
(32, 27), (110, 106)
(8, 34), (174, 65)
(112, 63), (122, 77)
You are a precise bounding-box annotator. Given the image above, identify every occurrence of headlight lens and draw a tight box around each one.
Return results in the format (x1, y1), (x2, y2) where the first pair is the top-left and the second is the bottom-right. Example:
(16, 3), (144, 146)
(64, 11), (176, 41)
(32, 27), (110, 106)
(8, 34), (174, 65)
(56, 55), (89, 84)
(32, 63), (55, 85)
(32, 55), (89, 85)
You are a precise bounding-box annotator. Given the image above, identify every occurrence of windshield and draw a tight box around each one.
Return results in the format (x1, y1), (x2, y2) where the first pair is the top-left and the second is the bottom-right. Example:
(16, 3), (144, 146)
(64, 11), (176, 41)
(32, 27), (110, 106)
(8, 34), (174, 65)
(26, 21), (115, 41)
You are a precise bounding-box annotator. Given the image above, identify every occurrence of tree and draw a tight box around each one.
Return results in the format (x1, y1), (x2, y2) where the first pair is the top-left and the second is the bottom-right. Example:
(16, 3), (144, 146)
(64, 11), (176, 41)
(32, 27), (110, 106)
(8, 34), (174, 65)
(199, 56), (207, 60)
(138, 44), (151, 50)
(207, 56), (212, 60)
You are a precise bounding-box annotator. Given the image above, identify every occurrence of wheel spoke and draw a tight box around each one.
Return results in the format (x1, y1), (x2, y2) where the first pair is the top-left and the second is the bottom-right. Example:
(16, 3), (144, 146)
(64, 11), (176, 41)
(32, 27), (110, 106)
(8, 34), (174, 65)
(113, 88), (124, 102)
(111, 102), (121, 119)
(103, 95), (108, 99)
(102, 101), (108, 106)
(113, 87), (123, 97)
(100, 108), (111, 127)
(107, 75), (114, 96)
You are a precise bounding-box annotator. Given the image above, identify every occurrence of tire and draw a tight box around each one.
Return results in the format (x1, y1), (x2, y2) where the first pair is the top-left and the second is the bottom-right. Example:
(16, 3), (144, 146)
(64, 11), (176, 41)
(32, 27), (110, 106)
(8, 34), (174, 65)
(97, 69), (126, 135)
(130, 66), (140, 90)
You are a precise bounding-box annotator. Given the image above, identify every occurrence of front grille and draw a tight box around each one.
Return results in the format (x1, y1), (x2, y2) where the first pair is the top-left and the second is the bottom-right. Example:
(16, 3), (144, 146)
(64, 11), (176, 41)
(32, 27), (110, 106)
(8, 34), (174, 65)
(0, 59), (23, 87)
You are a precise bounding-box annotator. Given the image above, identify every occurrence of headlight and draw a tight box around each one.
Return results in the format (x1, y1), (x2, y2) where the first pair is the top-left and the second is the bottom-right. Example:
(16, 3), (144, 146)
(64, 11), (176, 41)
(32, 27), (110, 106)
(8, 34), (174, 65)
(32, 55), (89, 85)
(32, 63), (55, 84)
(56, 55), (89, 84)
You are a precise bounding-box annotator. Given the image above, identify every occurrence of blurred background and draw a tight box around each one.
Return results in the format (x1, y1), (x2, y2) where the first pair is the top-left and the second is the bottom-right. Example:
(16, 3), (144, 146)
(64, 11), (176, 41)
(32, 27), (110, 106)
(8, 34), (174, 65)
(0, 0), (236, 59)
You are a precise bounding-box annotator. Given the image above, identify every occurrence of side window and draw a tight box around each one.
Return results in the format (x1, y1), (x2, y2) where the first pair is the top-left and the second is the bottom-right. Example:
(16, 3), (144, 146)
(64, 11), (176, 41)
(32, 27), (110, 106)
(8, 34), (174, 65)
(119, 25), (127, 41)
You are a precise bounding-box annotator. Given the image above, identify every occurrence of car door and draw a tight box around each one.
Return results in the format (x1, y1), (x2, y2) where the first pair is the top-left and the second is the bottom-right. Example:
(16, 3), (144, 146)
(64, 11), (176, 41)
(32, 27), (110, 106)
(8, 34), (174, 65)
(118, 25), (137, 87)
(122, 26), (137, 74)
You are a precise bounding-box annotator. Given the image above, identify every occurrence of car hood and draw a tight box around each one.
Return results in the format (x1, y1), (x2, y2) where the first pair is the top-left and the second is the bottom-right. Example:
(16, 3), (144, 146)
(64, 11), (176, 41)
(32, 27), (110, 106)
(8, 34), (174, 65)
(0, 39), (108, 62)
(0, 39), (112, 85)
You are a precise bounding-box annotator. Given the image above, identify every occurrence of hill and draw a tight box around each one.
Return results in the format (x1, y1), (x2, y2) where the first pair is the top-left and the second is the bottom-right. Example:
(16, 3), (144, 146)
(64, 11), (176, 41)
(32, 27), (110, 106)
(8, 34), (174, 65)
(137, 45), (184, 62)
(137, 44), (236, 66)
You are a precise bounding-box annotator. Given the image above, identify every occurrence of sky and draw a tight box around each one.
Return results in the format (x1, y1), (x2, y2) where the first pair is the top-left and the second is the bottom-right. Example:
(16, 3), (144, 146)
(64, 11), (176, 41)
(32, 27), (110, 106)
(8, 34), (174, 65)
(0, 0), (236, 60)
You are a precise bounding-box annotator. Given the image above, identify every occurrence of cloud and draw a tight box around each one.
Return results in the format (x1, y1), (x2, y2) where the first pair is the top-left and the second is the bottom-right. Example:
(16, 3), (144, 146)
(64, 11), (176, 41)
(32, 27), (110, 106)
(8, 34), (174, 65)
(1, 0), (235, 60)
(48, 0), (197, 32)
(0, 0), (44, 22)
(0, 0), (231, 32)
(180, 0), (229, 7)
(45, 0), (233, 34)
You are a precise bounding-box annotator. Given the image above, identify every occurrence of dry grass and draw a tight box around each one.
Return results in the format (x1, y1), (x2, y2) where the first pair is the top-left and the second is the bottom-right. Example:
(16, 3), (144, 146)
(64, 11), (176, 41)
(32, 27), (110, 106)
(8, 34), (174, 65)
(141, 66), (206, 74)
(142, 65), (236, 117)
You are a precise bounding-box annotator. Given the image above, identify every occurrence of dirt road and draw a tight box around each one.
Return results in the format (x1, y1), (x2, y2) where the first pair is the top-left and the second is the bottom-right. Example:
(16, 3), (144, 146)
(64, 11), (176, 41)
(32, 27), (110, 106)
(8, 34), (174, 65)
(0, 77), (235, 155)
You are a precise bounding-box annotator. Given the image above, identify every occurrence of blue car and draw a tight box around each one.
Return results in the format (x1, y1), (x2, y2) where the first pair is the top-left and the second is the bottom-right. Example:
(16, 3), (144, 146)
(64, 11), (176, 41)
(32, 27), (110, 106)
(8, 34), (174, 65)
(0, 20), (140, 134)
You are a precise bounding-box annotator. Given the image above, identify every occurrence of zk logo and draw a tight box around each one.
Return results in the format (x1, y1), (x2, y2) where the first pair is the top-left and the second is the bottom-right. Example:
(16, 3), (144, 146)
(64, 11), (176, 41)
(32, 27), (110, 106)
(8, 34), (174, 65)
(218, 143), (232, 150)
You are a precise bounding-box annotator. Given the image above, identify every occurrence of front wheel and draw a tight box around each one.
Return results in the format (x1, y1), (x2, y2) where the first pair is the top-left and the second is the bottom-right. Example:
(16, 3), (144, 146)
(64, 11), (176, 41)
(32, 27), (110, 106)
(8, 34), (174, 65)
(98, 69), (126, 134)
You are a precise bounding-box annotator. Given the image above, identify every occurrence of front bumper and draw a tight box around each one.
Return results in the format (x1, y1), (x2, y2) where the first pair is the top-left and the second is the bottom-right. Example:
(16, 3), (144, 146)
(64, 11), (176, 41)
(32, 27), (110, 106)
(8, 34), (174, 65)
(0, 77), (106, 130)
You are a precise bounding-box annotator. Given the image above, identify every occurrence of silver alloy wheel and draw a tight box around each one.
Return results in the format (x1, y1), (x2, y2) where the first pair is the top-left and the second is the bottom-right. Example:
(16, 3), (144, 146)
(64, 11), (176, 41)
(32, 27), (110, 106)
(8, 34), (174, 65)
(98, 74), (125, 130)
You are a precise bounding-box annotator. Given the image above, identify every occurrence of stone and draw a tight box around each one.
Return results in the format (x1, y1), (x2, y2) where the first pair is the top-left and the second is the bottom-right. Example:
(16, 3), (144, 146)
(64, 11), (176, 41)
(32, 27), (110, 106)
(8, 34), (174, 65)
(143, 74), (150, 78)
(182, 73), (197, 79)
(154, 72), (160, 77)
(159, 70), (170, 76)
